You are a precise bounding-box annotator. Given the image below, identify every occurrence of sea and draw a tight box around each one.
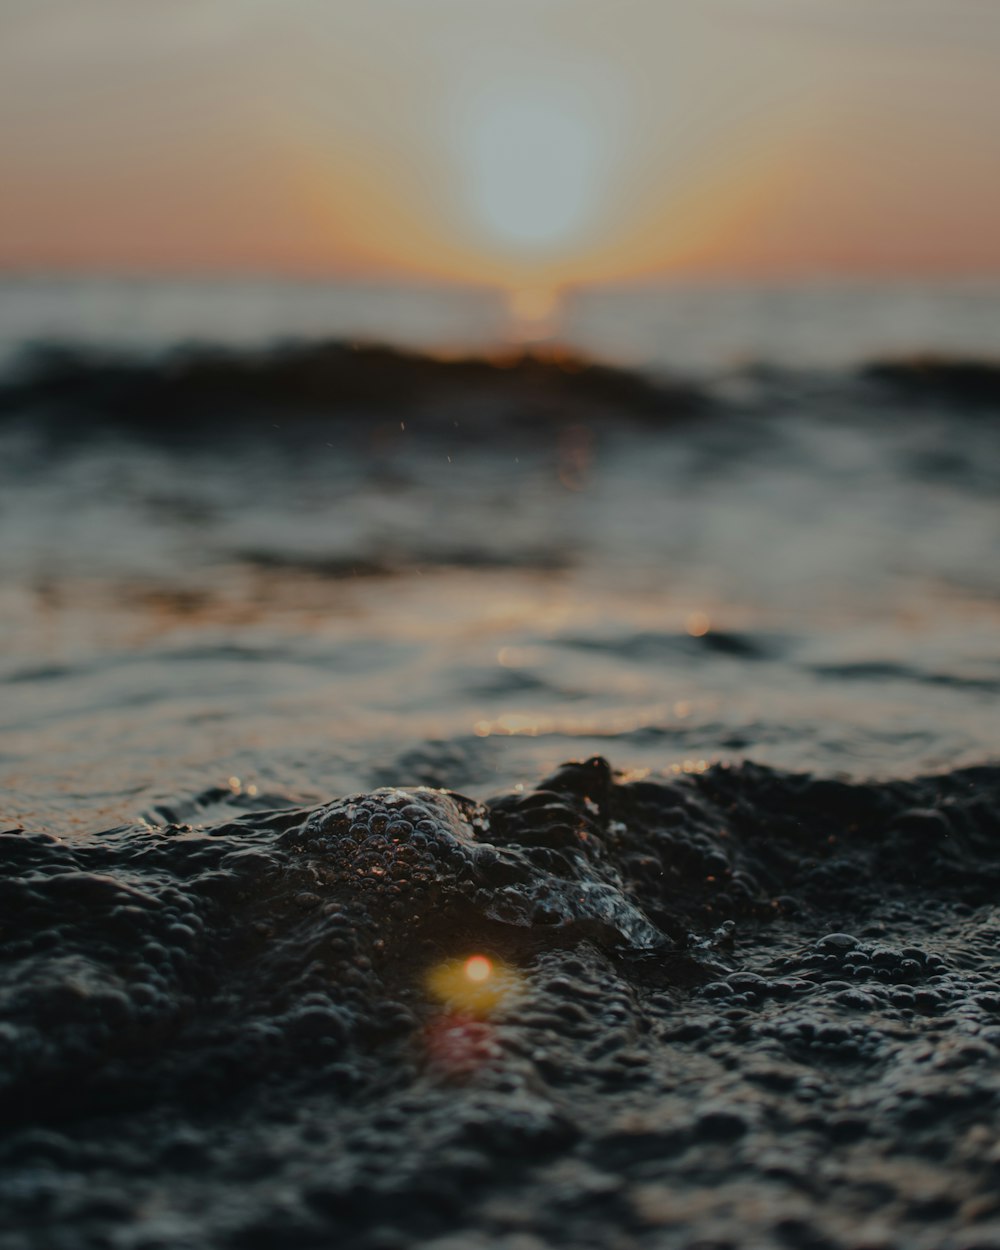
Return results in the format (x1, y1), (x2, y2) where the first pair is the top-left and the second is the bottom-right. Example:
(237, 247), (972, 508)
(2, 275), (1000, 1250)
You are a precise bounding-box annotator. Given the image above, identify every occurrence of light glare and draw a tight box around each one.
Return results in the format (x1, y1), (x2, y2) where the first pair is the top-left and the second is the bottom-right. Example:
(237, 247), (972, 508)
(426, 954), (518, 1017)
(464, 955), (492, 983)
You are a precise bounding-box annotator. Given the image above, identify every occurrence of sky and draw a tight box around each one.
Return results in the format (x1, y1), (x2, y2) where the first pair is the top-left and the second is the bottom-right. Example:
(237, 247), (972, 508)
(2, 0), (1000, 292)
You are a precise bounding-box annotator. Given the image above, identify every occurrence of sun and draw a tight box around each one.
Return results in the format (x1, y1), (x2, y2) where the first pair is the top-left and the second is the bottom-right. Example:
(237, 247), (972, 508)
(457, 83), (605, 255)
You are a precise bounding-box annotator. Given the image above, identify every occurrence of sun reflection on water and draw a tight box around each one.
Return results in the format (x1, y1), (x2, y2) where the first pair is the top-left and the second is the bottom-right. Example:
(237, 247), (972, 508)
(506, 285), (562, 342)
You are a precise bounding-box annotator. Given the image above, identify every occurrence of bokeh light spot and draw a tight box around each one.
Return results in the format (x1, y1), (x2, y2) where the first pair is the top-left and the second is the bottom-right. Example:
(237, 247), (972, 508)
(464, 954), (492, 983)
(426, 954), (519, 1018)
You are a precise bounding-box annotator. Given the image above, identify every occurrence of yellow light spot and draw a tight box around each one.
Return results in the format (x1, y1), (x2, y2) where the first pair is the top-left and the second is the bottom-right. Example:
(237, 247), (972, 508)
(686, 612), (711, 638)
(228, 776), (241, 790)
(426, 955), (518, 1018)
(464, 955), (492, 983)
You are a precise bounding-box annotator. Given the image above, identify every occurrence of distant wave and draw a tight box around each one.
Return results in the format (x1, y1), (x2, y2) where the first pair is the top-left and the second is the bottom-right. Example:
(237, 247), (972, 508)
(2, 340), (997, 439)
(0, 340), (704, 433)
(862, 355), (1000, 406)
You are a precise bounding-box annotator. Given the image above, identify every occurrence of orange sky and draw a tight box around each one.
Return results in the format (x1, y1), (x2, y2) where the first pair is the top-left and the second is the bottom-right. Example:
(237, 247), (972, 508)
(2, 0), (999, 290)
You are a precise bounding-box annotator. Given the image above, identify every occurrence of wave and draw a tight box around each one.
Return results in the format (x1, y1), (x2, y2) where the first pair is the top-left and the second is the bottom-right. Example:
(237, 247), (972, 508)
(863, 355), (1000, 407)
(0, 340), (705, 434)
(2, 340), (999, 444)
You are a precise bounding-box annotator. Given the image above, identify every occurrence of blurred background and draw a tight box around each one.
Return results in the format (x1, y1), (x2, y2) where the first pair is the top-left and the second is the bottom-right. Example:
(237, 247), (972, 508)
(3, 0), (1000, 358)
(2, 0), (999, 834)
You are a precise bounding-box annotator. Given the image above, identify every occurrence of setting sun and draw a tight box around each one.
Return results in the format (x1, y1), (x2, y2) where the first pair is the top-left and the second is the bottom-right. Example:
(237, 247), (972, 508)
(3, 2), (999, 285)
(458, 84), (605, 253)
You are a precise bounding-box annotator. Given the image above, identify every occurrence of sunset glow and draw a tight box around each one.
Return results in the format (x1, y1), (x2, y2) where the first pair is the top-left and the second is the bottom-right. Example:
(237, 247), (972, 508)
(2, 1), (999, 285)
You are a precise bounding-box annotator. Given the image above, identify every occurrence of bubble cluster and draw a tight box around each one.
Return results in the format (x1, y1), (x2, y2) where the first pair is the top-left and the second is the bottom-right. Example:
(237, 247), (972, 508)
(282, 780), (662, 948)
(284, 787), (488, 902)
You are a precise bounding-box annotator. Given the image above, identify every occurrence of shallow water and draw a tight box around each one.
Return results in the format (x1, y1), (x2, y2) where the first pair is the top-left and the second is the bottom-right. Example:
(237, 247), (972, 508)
(2, 336), (1000, 1248)
(2, 358), (998, 833)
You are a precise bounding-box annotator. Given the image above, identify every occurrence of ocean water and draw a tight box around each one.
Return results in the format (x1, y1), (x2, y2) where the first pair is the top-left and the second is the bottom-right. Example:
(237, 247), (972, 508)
(5, 274), (1000, 369)
(2, 278), (1000, 1249)
(2, 279), (999, 829)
